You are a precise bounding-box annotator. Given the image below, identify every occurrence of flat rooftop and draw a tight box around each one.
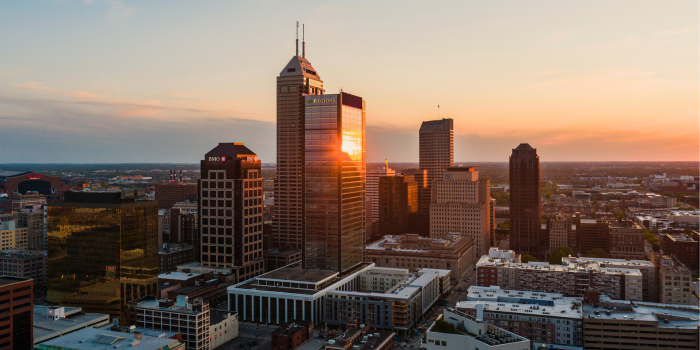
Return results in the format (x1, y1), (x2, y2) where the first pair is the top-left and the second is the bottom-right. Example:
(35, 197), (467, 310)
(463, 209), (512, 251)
(584, 301), (700, 329)
(159, 271), (201, 281)
(0, 276), (30, 287)
(35, 327), (182, 350)
(461, 286), (583, 319)
(478, 255), (645, 276)
(259, 267), (337, 284)
(34, 307), (110, 343)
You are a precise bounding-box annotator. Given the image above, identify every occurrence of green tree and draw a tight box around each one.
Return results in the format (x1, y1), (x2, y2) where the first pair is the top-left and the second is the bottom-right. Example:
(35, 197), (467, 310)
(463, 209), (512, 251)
(521, 254), (539, 263)
(590, 212), (597, 219)
(613, 210), (625, 222)
(548, 246), (575, 264)
(585, 248), (608, 259)
(592, 200), (600, 206)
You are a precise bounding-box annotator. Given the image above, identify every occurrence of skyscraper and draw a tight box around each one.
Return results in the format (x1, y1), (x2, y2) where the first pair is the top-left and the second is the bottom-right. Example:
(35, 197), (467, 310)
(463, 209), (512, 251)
(273, 35), (325, 252)
(366, 163), (395, 241)
(47, 191), (158, 324)
(509, 143), (544, 258)
(430, 167), (491, 258)
(198, 143), (264, 283)
(302, 92), (365, 273)
(419, 118), (453, 187)
(404, 168), (431, 236)
(378, 175), (417, 237)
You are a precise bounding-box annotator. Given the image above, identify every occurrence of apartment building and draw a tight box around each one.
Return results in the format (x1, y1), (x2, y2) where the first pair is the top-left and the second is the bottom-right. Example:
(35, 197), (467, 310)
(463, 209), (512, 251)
(658, 256), (693, 305)
(0, 249), (46, 286)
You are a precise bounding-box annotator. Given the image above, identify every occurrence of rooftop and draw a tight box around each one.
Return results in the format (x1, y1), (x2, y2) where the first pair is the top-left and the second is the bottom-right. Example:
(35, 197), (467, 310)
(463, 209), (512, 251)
(159, 271), (201, 281)
(0, 276), (31, 287)
(34, 327), (182, 350)
(271, 319), (311, 337)
(583, 299), (700, 329)
(259, 267), (337, 284)
(477, 254), (649, 276)
(204, 142), (256, 159)
(460, 286), (583, 319)
(34, 306), (110, 343)
(428, 308), (529, 347)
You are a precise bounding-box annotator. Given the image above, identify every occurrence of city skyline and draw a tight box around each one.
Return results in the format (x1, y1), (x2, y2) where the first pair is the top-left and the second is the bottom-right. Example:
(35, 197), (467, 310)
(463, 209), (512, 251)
(1, 1), (698, 163)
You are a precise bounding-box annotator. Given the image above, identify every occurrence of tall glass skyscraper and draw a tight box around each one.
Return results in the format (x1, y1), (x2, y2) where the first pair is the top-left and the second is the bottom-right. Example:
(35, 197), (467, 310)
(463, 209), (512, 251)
(47, 192), (158, 324)
(302, 92), (365, 273)
(509, 143), (543, 258)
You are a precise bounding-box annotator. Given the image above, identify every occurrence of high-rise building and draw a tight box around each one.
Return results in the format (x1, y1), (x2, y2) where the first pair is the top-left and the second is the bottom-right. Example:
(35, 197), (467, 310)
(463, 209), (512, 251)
(0, 249), (46, 287)
(378, 175), (417, 237)
(548, 213), (571, 252)
(366, 164), (395, 238)
(0, 220), (28, 250)
(273, 40), (325, 252)
(0, 277), (33, 350)
(47, 191), (159, 324)
(155, 181), (198, 210)
(198, 143), (264, 283)
(657, 256), (693, 305)
(16, 203), (47, 251)
(404, 169), (431, 236)
(430, 167), (491, 258)
(509, 143), (543, 258)
(302, 92), (365, 273)
(419, 118), (453, 187)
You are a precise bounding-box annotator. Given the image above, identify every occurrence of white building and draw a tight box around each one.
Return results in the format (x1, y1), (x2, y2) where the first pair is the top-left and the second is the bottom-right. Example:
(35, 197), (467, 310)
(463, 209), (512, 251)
(209, 310), (238, 350)
(425, 308), (530, 350)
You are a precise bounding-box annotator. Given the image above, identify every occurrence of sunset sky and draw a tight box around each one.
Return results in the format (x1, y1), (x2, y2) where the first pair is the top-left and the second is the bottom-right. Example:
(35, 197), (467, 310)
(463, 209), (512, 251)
(1, 1), (697, 163)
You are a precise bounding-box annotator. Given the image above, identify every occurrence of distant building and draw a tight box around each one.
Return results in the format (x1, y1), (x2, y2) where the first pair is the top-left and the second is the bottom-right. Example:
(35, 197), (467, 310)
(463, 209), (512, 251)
(0, 220), (28, 250)
(168, 205), (199, 262)
(154, 181), (198, 210)
(660, 233), (698, 271)
(47, 191), (159, 324)
(34, 326), (185, 350)
(15, 203), (47, 251)
(575, 217), (609, 256)
(0, 192), (46, 212)
(658, 256), (693, 305)
(0, 249), (46, 286)
(419, 118), (454, 187)
(128, 295), (209, 350)
(430, 167), (491, 258)
(366, 165), (395, 240)
(509, 143), (543, 258)
(608, 221), (645, 260)
(33, 306), (110, 346)
(548, 213), (571, 252)
(271, 320), (313, 350)
(0, 276), (33, 350)
(0, 171), (63, 201)
(404, 169), (431, 237)
(378, 175), (417, 237)
(365, 233), (473, 281)
(424, 308), (530, 350)
(264, 249), (302, 272)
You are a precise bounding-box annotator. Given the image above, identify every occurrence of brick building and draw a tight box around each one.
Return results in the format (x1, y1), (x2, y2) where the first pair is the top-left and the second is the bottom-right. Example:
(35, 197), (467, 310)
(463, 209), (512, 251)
(660, 233), (698, 272)
(608, 221), (645, 260)
(271, 320), (313, 350)
(0, 276), (33, 350)
(154, 181), (198, 210)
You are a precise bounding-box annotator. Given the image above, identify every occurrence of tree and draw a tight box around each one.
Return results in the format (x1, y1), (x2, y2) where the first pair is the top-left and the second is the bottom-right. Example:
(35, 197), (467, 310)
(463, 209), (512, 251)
(613, 210), (625, 222)
(592, 200), (600, 206)
(585, 248), (608, 259)
(521, 254), (538, 263)
(590, 212), (597, 219)
(548, 246), (575, 264)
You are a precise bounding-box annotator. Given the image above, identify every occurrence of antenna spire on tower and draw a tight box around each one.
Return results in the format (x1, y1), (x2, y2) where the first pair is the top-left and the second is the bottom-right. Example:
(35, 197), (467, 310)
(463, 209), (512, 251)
(296, 21), (299, 57)
(302, 24), (305, 58)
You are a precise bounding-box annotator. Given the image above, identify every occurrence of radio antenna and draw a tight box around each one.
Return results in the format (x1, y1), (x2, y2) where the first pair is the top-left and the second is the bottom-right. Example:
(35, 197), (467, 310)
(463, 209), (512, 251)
(296, 21), (299, 56)
(302, 24), (306, 58)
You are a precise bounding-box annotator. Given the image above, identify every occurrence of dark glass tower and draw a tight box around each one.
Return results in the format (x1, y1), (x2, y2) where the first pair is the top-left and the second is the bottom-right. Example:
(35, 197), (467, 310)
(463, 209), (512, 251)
(302, 92), (365, 273)
(199, 143), (264, 283)
(509, 143), (544, 258)
(47, 192), (158, 324)
(378, 175), (417, 236)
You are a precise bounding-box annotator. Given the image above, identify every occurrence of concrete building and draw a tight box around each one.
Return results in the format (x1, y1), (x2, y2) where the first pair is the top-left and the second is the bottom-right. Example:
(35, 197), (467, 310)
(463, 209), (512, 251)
(271, 320), (313, 350)
(660, 233), (698, 272)
(273, 43), (325, 252)
(430, 167), (491, 258)
(155, 181), (198, 210)
(658, 256), (693, 305)
(208, 309), (238, 350)
(377, 175), (417, 237)
(509, 143), (543, 258)
(582, 295), (699, 349)
(15, 203), (47, 251)
(548, 213), (571, 252)
(227, 263), (450, 337)
(34, 327), (185, 350)
(33, 306), (110, 345)
(425, 308), (530, 350)
(0, 276), (33, 350)
(198, 143), (264, 283)
(457, 286), (583, 349)
(0, 220), (28, 250)
(365, 233), (473, 281)
(419, 118), (454, 187)
(476, 255), (648, 301)
(366, 165), (395, 240)
(168, 205), (199, 262)
(128, 295), (210, 350)
(0, 249), (46, 286)
(607, 221), (645, 260)
(575, 218), (609, 256)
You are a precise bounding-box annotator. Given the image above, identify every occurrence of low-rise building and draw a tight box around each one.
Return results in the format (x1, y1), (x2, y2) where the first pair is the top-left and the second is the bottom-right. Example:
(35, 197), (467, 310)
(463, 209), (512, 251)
(365, 233), (474, 281)
(425, 308), (530, 350)
(128, 295), (209, 350)
(0, 249), (46, 286)
(607, 221), (645, 260)
(457, 286), (583, 349)
(325, 328), (394, 350)
(209, 309), (238, 350)
(34, 327), (186, 350)
(33, 306), (110, 345)
(660, 233), (698, 272)
(159, 243), (195, 273)
(658, 256), (693, 305)
(271, 320), (313, 350)
(0, 220), (27, 250)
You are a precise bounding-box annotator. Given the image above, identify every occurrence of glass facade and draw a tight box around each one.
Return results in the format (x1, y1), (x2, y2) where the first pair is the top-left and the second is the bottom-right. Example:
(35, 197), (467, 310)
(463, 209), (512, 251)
(303, 93), (365, 273)
(47, 198), (158, 324)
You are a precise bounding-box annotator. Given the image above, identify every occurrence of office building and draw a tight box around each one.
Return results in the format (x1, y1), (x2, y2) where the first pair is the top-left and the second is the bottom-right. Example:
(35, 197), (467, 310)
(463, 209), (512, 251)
(198, 142), (264, 283)
(302, 92), (365, 273)
(34, 327), (185, 350)
(582, 293), (699, 350)
(0, 249), (46, 286)
(365, 233), (473, 281)
(159, 243), (194, 273)
(575, 218), (609, 256)
(366, 165), (395, 239)
(155, 181), (198, 210)
(430, 167), (491, 258)
(128, 295), (209, 350)
(47, 191), (159, 323)
(33, 306), (110, 346)
(548, 213), (571, 252)
(419, 118), (453, 187)
(169, 205), (199, 262)
(424, 308), (530, 350)
(457, 286), (583, 349)
(15, 203), (47, 251)
(476, 255), (650, 301)
(0, 220), (27, 250)
(404, 169), (431, 237)
(660, 233), (698, 271)
(658, 255), (693, 305)
(273, 40), (325, 252)
(509, 143), (544, 258)
(377, 175), (417, 237)
(0, 171), (63, 201)
(0, 276), (33, 350)
(271, 320), (313, 350)
(608, 221), (645, 260)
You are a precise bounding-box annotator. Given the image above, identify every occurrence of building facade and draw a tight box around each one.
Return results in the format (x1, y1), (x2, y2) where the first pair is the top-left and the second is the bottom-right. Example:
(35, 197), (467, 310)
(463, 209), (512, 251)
(273, 50), (325, 252)
(658, 256), (693, 305)
(378, 175), (417, 237)
(419, 119), (453, 187)
(608, 221), (645, 260)
(366, 165), (395, 240)
(0, 276), (33, 350)
(660, 233), (698, 271)
(302, 92), (365, 273)
(0, 220), (28, 250)
(15, 203), (47, 251)
(0, 249), (46, 286)
(198, 143), (264, 283)
(404, 169), (431, 237)
(548, 214), (571, 252)
(155, 181), (198, 210)
(47, 191), (159, 324)
(509, 143), (543, 258)
(575, 218), (609, 256)
(430, 167), (491, 258)
(129, 295), (210, 350)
